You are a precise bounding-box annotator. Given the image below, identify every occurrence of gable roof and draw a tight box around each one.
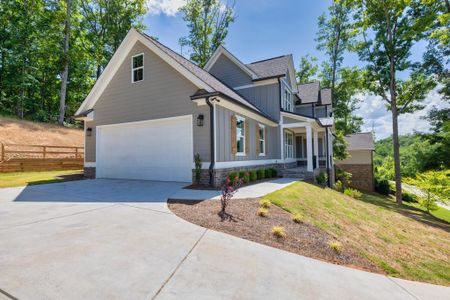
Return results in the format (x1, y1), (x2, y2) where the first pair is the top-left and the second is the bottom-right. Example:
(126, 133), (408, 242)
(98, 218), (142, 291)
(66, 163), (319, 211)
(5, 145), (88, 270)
(321, 88), (332, 105)
(345, 133), (375, 151)
(204, 46), (258, 79)
(297, 82), (320, 104)
(247, 54), (297, 89)
(76, 29), (267, 120)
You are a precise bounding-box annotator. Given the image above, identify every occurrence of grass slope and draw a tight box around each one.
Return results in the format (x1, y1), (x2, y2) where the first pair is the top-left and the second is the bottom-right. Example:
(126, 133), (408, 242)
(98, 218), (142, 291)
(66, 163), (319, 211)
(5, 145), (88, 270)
(0, 116), (83, 146)
(263, 181), (450, 286)
(0, 170), (83, 188)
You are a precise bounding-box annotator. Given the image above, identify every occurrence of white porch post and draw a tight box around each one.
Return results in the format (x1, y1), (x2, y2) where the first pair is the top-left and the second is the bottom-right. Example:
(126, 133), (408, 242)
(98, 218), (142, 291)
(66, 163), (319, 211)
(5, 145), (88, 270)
(313, 129), (319, 169)
(306, 126), (313, 172)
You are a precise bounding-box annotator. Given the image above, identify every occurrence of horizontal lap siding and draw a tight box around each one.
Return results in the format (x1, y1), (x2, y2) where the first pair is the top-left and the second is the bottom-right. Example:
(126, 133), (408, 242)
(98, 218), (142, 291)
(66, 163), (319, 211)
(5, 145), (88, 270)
(84, 41), (211, 163)
(208, 54), (252, 87)
(216, 105), (280, 162)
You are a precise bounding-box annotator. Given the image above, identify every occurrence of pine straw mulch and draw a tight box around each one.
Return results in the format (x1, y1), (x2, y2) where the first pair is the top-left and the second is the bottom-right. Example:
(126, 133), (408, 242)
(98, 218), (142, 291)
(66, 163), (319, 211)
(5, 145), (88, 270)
(168, 198), (383, 274)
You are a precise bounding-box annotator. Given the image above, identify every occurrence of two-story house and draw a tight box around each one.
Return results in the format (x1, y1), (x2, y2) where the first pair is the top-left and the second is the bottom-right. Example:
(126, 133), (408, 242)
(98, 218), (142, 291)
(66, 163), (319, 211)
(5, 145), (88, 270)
(75, 28), (335, 187)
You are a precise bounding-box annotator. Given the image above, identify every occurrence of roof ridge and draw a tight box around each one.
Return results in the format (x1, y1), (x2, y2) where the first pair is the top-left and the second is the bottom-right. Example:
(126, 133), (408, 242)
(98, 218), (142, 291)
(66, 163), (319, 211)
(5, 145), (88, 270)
(248, 54), (290, 65)
(298, 81), (320, 86)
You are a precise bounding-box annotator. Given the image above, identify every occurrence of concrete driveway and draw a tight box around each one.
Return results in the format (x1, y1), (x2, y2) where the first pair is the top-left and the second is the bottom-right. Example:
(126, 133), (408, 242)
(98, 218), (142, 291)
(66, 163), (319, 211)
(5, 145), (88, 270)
(0, 179), (448, 300)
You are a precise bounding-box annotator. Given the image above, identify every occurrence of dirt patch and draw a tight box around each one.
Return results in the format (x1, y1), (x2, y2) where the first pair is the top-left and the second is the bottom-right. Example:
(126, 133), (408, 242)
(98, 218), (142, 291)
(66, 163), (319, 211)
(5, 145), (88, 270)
(168, 198), (382, 274)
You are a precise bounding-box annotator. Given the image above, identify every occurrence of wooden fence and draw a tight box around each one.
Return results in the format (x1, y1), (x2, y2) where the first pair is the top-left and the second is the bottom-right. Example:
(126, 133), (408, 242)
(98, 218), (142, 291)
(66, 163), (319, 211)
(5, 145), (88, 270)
(0, 143), (84, 172)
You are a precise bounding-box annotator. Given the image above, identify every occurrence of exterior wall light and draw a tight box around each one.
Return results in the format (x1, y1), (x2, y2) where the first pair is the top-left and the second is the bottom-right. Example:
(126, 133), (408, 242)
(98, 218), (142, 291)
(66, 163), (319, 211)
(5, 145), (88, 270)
(86, 128), (93, 136)
(197, 114), (204, 127)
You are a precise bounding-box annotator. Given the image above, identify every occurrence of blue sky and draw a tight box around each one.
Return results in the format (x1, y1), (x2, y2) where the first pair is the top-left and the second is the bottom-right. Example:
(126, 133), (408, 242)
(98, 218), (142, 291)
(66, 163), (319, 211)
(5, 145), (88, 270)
(144, 0), (447, 139)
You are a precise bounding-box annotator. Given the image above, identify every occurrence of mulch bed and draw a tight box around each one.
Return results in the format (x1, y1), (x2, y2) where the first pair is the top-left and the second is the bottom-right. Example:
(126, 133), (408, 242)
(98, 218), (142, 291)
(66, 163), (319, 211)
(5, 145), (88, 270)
(183, 177), (282, 190)
(168, 198), (382, 274)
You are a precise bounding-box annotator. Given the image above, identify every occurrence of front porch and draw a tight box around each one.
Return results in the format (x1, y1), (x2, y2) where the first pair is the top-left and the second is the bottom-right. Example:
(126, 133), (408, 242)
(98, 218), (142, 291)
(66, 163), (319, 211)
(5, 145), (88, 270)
(280, 111), (334, 182)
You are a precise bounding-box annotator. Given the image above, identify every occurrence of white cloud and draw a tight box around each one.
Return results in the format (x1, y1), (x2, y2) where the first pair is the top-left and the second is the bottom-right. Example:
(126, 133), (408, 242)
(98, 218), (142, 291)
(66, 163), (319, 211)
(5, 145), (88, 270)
(355, 86), (449, 140)
(146, 0), (187, 16)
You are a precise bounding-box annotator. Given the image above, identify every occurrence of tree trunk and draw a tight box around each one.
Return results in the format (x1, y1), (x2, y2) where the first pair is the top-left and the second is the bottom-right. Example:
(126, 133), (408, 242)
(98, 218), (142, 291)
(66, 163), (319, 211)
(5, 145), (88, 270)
(390, 69), (402, 205)
(58, 0), (72, 125)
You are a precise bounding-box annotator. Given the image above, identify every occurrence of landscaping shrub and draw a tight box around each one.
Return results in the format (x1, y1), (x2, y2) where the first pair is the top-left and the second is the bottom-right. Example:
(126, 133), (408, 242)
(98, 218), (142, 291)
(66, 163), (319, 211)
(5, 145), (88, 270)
(219, 177), (243, 221)
(257, 169), (265, 180)
(315, 171), (328, 186)
(269, 168), (278, 177)
(194, 153), (202, 184)
(265, 168), (272, 178)
(328, 240), (343, 254)
(271, 226), (286, 239)
(334, 180), (344, 192)
(228, 172), (239, 185)
(250, 170), (257, 181)
(239, 171), (250, 183)
(375, 178), (390, 195)
(259, 199), (271, 208)
(344, 188), (362, 199)
(402, 191), (418, 203)
(292, 213), (304, 223)
(335, 168), (352, 188)
(257, 207), (269, 217)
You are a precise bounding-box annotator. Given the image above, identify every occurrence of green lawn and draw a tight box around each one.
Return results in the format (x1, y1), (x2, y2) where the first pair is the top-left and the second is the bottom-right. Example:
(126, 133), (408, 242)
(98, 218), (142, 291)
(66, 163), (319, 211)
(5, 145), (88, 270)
(263, 181), (450, 286)
(0, 170), (84, 188)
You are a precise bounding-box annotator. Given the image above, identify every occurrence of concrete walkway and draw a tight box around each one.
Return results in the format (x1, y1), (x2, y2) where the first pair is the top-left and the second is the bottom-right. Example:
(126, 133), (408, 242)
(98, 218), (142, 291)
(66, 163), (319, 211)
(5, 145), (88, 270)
(170, 177), (299, 200)
(0, 179), (448, 300)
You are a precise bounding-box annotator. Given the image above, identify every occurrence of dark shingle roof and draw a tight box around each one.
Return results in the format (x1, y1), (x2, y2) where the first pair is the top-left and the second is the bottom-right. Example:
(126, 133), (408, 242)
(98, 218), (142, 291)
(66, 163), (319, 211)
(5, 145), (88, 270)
(141, 33), (265, 115)
(297, 82), (320, 104)
(246, 55), (292, 79)
(346, 133), (375, 150)
(321, 88), (332, 105)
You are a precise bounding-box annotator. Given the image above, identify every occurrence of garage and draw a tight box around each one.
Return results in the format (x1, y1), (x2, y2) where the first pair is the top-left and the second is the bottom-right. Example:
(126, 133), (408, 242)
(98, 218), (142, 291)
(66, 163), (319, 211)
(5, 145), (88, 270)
(96, 115), (193, 182)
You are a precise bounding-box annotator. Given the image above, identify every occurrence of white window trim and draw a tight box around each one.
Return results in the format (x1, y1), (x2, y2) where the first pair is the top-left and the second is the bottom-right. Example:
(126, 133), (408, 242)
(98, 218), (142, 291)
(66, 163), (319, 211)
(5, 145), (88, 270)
(258, 123), (266, 156)
(284, 131), (294, 159)
(131, 53), (144, 83)
(236, 115), (246, 156)
(282, 88), (293, 112)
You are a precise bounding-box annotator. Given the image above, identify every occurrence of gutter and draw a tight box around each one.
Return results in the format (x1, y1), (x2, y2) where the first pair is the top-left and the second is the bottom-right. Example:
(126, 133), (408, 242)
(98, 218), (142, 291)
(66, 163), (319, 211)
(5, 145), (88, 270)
(205, 96), (216, 186)
(253, 74), (286, 82)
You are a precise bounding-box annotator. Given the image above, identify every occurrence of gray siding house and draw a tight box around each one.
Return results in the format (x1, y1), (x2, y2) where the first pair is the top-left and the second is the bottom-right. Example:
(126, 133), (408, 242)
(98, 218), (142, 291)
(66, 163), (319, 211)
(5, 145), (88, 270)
(75, 28), (335, 186)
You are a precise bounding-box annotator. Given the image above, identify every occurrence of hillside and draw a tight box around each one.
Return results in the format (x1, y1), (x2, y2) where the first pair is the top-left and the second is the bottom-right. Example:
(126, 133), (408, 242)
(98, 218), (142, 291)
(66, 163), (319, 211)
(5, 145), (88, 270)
(0, 117), (83, 146)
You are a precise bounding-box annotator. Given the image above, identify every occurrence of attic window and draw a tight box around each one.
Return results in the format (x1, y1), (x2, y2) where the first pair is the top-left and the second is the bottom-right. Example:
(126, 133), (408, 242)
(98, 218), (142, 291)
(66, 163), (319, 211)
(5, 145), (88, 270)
(132, 53), (144, 83)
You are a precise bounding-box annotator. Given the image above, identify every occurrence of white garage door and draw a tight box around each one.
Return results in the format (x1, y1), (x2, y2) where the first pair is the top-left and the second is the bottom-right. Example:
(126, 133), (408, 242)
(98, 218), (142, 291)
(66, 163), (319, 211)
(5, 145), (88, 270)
(96, 115), (193, 182)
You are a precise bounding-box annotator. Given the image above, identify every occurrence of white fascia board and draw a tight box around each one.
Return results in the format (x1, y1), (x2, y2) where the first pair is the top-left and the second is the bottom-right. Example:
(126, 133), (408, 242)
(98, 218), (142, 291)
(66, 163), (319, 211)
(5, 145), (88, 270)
(76, 28), (213, 115)
(75, 111), (95, 121)
(281, 111), (315, 123)
(287, 55), (298, 92)
(233, 78), (279, 90)
(204, 46), (258, 79)
(216, 97), (278, 127)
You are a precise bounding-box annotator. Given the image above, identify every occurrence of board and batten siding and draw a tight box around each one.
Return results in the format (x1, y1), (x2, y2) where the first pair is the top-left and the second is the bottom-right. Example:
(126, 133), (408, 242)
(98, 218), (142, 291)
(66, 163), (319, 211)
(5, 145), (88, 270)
(237, 83), (281, 121)
(215, 105), (281, 162)
(208, 54), (253, 88)
(84, 41), (211, 163)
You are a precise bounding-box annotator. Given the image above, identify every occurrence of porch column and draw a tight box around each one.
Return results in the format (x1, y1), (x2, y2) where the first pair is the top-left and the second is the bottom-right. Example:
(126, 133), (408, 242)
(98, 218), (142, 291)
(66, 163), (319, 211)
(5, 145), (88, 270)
(313, 129), (319, 169)
(306, 126), (313, 172)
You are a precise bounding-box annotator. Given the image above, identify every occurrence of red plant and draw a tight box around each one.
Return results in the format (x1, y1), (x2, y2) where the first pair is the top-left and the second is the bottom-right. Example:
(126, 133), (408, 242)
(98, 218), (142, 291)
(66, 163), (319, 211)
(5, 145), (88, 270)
(219, 176), (242, 220)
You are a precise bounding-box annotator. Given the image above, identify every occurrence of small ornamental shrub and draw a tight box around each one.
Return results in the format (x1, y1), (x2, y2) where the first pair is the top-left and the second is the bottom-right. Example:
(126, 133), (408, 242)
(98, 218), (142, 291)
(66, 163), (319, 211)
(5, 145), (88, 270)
(257, 207), (269, 217)
(375, 178), (390, 195)
(344, 188), (362, 199)
(238, 171), (250, 183)
(257, 169), (265, 180)
(292, 213), (304, 223)
(315, 171), (328, 186)
(328, 240), (343, 253)
(265, 168), (272, 178)
(228, 172), (239, 185)
(269, 168), (278, 177)
(402, 191), (418, 203)
(259, 199), (271, 208)
(272, 226), (286, 239)
(336, 168), (352, 188)
(220, 177), (243, 221)
(334, 180), (344, 192)
(194, 153), (202, 184)
(250, 170), (258, 181)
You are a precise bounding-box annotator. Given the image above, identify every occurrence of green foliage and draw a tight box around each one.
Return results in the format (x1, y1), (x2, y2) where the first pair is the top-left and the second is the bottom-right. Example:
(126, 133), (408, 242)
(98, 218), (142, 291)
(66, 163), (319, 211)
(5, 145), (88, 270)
(402, 192), (418, 203)
(344, 188), (362, 199)
(269, 168), (278, 177)
(257, 169), (265, 180)
(404, 170), (450, 210)
(292, 213), (304, 223)
(334, 180), (344, 192)
(374, 177), (391, 196)
(0, 0), (146, 124)
(264, 168), (273, 178)
(315, 171), (328, 186)
(335, 168), (352, 189)
(240, 171), (250, 184)
(249, 170), (257, 181)
(228, 172), (239, 185)
(328, 240), (343, 254)
(271, 226), (286, 239)
(333, 131), (349, 161)
(296, 55), (318, 83)
(258, 207), (269, 217)
(194, 153), (202, 184)
(179, 0), (235, 67)
(259, 199), (271, 209)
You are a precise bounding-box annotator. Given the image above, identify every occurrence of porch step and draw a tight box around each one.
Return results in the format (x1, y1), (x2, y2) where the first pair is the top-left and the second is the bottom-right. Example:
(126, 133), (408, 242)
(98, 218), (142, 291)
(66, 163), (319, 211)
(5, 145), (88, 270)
(281, 168), (307, 180)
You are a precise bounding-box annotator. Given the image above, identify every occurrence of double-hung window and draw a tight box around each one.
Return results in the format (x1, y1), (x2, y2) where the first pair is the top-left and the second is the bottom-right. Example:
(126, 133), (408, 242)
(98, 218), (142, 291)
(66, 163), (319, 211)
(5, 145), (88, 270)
(132, 53), (144, 83)
(259, 124), (265, 156)
(284, 131), (294, 159)
(236, 116), (245, 155)
(283, 89), (293, 112)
